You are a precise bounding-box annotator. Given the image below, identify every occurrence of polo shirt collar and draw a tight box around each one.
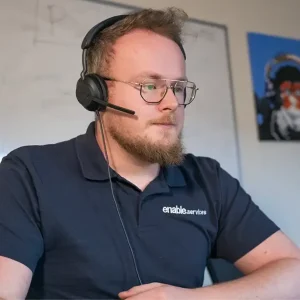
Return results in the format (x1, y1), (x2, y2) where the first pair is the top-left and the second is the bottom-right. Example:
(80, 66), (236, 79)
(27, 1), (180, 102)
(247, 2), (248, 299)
(75, 121), (186, 187)
(75, 121), (116, 181)
(163, 165), (186, 187)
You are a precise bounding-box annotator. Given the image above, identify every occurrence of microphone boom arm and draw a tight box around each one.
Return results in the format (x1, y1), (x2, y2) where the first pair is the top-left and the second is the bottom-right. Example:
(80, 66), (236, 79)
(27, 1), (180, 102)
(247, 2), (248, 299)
(91, 97), (136, 115)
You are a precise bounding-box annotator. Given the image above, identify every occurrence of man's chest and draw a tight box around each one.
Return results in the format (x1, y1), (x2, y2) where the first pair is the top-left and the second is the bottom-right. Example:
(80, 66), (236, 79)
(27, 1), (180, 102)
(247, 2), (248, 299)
(31, 180), (218, 298)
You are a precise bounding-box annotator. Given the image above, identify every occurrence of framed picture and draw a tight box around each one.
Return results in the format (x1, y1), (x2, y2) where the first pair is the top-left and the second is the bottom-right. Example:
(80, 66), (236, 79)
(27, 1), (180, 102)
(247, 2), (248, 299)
(248, 32), (300, 141)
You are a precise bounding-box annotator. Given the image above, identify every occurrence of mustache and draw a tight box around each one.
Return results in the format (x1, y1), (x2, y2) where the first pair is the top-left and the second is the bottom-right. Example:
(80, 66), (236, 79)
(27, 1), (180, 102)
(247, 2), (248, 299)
(149, 114), (177, 125)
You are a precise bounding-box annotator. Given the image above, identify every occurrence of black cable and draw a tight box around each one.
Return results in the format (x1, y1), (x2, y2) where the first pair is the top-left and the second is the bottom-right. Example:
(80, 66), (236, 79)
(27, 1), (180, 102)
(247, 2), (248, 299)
(96, 111), (143, 285)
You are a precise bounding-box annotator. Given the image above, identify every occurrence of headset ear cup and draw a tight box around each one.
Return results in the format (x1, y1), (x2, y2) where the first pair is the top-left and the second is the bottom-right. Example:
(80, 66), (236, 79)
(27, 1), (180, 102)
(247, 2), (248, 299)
(76, 74), (108, 111)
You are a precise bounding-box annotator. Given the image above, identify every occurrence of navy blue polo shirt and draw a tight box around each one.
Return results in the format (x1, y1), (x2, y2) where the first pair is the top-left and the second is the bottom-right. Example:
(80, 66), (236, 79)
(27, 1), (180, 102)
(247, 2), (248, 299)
(0, 122), (279, 299)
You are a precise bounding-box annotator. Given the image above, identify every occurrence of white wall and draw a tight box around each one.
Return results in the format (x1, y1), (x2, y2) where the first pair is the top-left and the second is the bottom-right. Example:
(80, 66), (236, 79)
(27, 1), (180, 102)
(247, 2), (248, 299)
(105, 0), (300, 245)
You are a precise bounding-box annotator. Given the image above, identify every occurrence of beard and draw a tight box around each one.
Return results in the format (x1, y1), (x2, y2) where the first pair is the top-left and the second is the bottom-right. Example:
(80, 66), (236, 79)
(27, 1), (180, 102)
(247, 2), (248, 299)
(106, 115), (185, 166)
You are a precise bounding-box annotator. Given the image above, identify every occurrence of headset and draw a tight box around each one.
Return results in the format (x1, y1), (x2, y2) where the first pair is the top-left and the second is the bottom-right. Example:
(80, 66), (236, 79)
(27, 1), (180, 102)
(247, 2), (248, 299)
(75, 14), (186, 287)
(76, 14), (186, 114)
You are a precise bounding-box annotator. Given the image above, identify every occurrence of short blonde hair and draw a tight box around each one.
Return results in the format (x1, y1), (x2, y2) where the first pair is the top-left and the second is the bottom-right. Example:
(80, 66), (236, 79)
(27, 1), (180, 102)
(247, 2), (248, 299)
(87, 7), (188, 76)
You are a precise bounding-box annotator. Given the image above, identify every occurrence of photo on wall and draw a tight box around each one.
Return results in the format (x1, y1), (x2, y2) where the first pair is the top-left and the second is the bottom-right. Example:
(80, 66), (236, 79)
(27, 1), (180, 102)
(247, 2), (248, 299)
(247, 32), (300, 141)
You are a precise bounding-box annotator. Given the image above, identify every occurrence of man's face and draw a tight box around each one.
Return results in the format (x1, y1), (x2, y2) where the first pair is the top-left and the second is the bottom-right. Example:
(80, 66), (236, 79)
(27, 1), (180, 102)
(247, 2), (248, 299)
(102, 30), (187, 166)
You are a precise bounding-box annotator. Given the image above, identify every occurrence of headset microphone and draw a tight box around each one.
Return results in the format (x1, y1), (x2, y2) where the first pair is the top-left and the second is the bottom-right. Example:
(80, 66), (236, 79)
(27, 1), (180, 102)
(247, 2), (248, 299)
(77, 90), (135, 115)
(98, 99), (135, 115)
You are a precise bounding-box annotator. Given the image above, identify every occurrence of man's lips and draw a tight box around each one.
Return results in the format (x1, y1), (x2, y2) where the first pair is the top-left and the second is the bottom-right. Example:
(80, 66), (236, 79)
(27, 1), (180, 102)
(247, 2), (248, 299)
(152, 123), (177, 130)
(153, 123), (176, 126)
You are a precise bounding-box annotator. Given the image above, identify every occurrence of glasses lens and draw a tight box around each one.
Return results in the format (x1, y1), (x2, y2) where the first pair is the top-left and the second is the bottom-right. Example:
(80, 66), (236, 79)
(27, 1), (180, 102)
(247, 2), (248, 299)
(174, 81), (196, 105)
(140, 79), (196, 104)
(140, 79), (167, 103)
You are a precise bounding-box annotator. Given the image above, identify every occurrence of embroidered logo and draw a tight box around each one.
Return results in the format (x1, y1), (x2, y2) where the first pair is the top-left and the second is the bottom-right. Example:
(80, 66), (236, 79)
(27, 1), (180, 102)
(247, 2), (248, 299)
(162, 205), (207, 215)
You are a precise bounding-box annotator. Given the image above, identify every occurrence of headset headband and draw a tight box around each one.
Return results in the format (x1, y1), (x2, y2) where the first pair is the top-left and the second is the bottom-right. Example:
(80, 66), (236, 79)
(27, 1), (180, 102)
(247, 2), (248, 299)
(80, 14), (186, 79)
(81, 15), (128, 50)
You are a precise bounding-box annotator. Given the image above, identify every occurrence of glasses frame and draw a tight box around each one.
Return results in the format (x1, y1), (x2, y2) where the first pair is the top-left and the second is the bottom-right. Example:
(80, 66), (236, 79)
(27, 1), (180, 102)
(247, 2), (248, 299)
(102, 76), (198, 106)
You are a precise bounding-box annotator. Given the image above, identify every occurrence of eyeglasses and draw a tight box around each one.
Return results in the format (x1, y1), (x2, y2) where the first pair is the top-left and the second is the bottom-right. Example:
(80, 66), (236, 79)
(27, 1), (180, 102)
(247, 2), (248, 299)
(102, 76), (198, 106)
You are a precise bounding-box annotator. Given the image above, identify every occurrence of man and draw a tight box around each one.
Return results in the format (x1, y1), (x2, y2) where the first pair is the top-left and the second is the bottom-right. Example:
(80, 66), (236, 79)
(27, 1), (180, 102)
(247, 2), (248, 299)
(0, 7), (299, 300)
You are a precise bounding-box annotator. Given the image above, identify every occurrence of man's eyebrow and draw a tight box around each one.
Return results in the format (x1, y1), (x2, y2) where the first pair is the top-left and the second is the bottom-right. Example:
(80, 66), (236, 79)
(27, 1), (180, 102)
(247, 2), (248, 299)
(132, 72), (188, 81)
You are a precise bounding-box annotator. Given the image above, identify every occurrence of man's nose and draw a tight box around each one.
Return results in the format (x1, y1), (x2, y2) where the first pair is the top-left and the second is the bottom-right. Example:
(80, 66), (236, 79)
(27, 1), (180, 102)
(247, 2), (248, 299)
(157, 88), (179, 112)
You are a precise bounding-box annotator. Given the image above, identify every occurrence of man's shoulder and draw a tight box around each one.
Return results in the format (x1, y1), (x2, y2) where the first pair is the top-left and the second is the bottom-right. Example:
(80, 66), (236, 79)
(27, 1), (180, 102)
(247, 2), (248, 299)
(180, 153), (241, 192)
(182, 153), (221, 173)
(1, 136), (79, 172)
(176, 153), (226, 191)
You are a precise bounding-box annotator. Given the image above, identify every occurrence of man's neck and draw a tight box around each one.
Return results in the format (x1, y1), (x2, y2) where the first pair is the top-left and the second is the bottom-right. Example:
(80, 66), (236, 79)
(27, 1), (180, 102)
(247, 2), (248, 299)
(95, 130), (160, 191)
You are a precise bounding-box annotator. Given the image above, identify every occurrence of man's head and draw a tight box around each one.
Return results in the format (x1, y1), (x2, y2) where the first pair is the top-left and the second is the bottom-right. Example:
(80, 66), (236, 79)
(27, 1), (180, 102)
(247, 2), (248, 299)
(87, 8), (196, 166)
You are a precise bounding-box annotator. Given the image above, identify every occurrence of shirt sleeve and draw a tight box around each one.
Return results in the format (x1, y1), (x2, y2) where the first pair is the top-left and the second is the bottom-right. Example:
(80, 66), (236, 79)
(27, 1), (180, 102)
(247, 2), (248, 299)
(211, 165), (280, 263)
(0, 152), (44, 272)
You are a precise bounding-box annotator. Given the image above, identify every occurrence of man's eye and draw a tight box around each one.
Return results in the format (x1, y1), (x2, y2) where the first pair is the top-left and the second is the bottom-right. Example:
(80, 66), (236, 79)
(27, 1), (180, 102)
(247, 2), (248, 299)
(144, 84), (156, 91)
(175, 86), (184, 93)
